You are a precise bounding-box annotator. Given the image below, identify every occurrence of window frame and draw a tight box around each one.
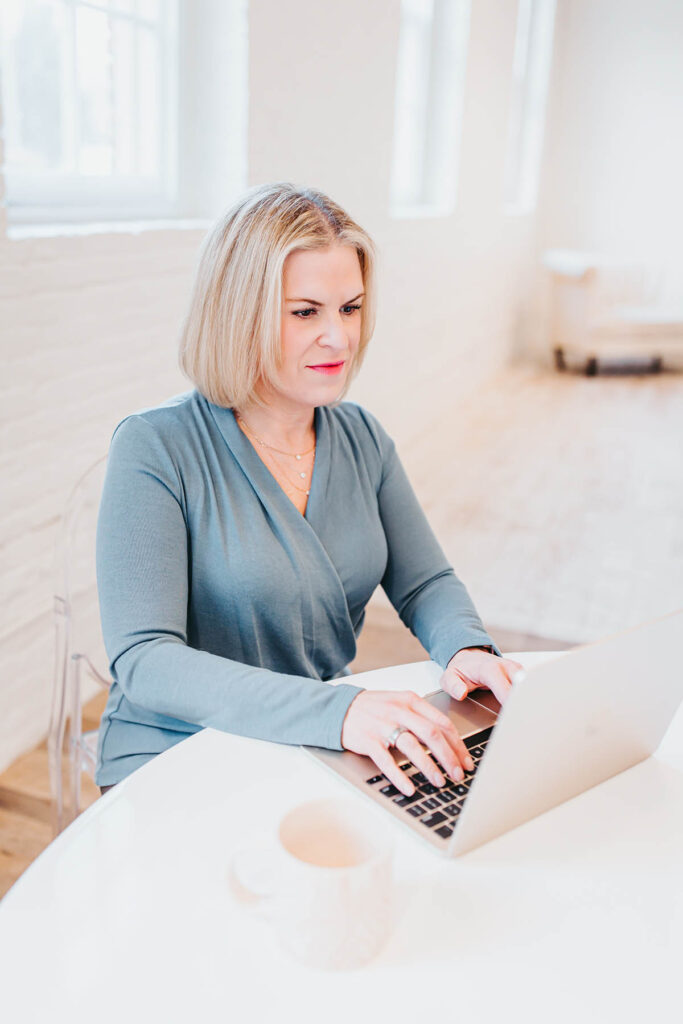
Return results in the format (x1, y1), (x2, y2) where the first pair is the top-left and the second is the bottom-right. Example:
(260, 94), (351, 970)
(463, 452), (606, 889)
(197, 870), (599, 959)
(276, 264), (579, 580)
(389, 0), (472, 219)
(503, 0), (557, 217)
(0, 0), (218, 229)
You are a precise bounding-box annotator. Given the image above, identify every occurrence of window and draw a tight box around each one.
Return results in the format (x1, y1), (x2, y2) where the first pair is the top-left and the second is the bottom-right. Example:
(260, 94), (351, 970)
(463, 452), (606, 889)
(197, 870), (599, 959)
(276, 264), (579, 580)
(1, 0), (179, 223)
(503, 0), (556, 215)
(390, 0), (471, 218)
(0, 0), (248, 229)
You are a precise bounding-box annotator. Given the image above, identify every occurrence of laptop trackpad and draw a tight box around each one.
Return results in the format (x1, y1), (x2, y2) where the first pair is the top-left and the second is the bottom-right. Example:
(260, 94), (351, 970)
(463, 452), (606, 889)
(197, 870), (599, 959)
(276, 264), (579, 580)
(425, 688), (501, 739)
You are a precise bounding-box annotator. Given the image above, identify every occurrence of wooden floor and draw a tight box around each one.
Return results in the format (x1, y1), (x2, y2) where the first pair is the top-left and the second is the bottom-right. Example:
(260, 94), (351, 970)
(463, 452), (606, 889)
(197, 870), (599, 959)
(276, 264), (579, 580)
(409, 364), (683, 644)
(2, 364), (680, 899)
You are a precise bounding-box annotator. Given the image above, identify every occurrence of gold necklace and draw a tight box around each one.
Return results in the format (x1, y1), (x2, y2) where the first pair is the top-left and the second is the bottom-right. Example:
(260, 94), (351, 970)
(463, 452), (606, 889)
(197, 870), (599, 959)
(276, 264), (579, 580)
(235, 413), (315, 460)
(236, 414), (315, 496)
(259, 444), (315, 496)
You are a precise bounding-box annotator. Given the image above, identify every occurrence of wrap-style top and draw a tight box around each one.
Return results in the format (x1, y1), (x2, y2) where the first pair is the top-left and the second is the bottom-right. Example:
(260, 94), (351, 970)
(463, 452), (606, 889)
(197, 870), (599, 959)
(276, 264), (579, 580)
(95, 390), (498, 786)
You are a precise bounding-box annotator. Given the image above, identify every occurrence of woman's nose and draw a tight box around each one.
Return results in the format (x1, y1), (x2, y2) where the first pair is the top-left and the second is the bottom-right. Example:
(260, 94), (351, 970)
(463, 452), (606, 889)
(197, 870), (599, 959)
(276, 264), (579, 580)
(319, 313), (347, 347)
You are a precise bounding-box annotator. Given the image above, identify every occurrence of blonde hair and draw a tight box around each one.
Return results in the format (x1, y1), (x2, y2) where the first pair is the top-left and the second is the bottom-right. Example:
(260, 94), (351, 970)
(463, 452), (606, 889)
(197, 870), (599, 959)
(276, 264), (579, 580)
(179, 182), (378, 409)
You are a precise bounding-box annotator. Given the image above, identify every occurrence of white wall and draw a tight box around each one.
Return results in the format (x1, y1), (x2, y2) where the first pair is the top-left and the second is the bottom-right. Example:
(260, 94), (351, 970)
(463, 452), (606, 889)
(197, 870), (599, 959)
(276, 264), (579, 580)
(0, 0), (537, 773)
(526, 0), (683, 358)
(248, 0), (535, 447)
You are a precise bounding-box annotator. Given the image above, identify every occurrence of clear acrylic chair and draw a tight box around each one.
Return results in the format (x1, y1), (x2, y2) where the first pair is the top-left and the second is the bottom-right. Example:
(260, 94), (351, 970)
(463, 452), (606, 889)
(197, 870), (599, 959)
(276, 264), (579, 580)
(48, 455), (111, 836)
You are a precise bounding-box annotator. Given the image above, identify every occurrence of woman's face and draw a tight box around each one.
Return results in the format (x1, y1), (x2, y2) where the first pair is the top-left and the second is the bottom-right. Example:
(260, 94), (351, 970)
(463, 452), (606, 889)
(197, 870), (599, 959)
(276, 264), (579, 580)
(263, 243), (364, 413)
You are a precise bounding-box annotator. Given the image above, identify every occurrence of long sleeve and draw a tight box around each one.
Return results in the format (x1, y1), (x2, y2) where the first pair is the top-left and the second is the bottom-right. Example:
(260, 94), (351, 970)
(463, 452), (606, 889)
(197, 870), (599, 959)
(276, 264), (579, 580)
(370, 419), (501, 666)
(96, 415), (362, 763)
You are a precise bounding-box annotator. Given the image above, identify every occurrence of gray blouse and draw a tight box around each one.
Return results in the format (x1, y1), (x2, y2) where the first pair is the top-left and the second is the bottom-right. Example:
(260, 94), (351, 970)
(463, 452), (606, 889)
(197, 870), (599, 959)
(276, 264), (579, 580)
(95, 390), (499, 786)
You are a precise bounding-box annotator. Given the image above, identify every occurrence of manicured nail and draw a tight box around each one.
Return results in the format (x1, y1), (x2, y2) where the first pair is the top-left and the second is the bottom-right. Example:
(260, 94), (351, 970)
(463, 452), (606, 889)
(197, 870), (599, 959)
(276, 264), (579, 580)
(433, 771), (445, 787)
(465, 757), (474, 771)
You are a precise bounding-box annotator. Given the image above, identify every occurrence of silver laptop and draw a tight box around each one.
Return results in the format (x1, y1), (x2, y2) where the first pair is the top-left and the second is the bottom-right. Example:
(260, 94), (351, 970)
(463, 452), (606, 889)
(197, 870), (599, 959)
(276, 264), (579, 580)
(304, 609), (683, 857)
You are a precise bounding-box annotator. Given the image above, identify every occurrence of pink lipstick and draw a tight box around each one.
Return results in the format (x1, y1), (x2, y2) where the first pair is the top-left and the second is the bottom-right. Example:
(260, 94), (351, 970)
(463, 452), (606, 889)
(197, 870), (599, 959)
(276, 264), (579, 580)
(308, 361), (345, 375)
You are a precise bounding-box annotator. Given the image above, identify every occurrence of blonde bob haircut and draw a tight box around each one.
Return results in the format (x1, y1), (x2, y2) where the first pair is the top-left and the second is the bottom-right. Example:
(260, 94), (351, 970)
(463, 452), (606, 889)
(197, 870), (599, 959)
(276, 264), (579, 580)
(179, 182), (378, 410)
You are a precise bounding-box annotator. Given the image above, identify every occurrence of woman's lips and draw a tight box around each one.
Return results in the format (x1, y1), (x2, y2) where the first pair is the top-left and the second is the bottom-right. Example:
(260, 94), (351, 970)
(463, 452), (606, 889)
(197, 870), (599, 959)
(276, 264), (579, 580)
(307, 361), (345, 375)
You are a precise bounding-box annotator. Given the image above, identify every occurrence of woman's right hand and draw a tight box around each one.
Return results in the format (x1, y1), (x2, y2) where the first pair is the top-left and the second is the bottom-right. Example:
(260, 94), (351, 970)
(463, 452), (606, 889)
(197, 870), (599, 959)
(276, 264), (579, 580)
(340, 689), (475, 797)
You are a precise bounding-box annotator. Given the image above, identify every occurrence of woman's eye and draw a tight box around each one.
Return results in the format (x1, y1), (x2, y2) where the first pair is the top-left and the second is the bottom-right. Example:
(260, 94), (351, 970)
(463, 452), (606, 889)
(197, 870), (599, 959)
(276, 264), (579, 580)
(293, 304), (361, 319)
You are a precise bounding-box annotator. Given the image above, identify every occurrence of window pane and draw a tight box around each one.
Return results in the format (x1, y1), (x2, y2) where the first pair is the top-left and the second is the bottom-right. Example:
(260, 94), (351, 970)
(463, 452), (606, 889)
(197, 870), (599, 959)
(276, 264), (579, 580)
(390, 0), (471, 216)
(503, 0), (556, 214)
(136, 26), (161, 177)
(0, 0), (185, 221)
(111, 16), (135, 174)
(75, 5), (114, 174)
(3, 0), (68, 172)
(138, 0), (161, 21)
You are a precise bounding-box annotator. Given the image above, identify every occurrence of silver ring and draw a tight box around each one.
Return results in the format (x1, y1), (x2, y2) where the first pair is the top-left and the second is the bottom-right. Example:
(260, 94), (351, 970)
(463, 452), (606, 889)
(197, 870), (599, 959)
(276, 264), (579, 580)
(386, 725), (408, 749)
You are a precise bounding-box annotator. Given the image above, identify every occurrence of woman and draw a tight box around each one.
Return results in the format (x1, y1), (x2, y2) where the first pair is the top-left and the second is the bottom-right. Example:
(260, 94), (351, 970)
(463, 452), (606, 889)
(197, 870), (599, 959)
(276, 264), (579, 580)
(95, 182), (522, 798)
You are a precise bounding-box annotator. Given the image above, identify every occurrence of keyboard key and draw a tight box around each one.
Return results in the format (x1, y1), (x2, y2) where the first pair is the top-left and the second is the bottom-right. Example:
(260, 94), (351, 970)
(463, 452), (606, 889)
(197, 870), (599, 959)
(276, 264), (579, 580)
(411, 772), (427, 785)
(469, 747), (484, 759)
(421, 811), (447, 828)
(436, 790), (455, 805)
(443, 804), (462, 817)
(399, 762), (412, 770)
(408, 805), (426, 817)
(465, 726), (494, 749)
(423, 797), (441, 810)
(454, 784), (469, 797)
(435, 825), (454, 839)
(379, 784), (400, 798)
(419, 783), (438, 795)
(394, 791), (422, 807)
(366, 775), (384, 785)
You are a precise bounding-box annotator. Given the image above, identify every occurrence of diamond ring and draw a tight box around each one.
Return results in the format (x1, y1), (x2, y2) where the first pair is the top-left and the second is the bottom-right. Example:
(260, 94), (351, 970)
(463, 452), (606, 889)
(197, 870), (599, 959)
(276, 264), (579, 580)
(386, 725), (409, 749)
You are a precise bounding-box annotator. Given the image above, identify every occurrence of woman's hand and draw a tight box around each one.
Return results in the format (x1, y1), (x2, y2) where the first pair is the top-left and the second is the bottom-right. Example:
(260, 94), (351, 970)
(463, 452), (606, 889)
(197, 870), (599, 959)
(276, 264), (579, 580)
(341, 689), (475, 797)
(441, 647), (524, 705)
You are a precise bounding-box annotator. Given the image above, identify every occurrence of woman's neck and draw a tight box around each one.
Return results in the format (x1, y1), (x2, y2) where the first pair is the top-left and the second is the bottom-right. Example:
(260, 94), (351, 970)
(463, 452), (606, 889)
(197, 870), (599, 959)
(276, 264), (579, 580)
(235, 401), (316, 453)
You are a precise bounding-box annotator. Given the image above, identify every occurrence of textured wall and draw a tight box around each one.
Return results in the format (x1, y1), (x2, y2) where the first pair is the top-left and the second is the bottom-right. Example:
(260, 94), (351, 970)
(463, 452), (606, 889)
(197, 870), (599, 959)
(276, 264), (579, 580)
(0, 225), (200, 771)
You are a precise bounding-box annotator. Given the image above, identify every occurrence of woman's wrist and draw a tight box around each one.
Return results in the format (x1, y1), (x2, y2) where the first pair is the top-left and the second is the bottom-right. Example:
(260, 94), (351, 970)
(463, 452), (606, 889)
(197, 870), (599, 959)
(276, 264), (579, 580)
(447, 644), (496, 668)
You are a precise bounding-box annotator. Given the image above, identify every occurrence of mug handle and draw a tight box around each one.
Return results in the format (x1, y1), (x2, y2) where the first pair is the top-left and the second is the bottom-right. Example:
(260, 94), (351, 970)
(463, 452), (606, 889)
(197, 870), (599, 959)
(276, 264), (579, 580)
(229, 841), (279, 918)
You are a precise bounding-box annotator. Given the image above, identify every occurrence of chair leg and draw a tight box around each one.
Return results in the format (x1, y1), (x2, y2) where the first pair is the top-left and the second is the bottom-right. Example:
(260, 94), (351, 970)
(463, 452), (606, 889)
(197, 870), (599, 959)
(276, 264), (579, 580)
(553, 346), (566, 372)
(69, 655), (83, 825)
(48, 598), (69, 836)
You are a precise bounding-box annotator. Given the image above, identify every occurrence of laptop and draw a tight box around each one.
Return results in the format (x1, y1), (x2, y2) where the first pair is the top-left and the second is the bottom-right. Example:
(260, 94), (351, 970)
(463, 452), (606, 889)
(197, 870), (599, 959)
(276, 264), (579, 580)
(304, 609), (683, 856)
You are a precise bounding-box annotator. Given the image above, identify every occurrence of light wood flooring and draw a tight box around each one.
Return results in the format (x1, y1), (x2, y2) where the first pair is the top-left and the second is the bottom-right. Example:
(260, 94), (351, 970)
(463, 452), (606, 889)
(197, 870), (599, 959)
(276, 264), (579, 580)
(2, 364), (680, 899)
(404, 364), (683, 644)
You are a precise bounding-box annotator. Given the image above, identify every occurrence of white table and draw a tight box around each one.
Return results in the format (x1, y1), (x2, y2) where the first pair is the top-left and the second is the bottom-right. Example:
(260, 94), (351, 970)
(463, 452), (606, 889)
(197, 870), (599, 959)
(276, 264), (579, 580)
(2, 653), (682, 1024)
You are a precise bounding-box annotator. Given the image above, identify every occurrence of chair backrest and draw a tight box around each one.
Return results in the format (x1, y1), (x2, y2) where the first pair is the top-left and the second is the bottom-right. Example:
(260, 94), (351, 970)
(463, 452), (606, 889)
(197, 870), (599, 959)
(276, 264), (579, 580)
(57, 455), (110, 683)
(49, 455), (111, 834)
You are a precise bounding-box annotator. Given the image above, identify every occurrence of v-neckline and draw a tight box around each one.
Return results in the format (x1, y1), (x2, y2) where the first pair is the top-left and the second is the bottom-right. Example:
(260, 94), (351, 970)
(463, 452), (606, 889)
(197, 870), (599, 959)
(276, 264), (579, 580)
(210, 402), (327, 525)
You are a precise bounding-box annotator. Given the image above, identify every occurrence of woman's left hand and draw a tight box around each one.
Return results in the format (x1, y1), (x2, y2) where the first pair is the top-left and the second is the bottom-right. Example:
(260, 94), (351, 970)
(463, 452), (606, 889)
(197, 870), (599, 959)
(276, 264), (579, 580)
(440, 647), (524, 706)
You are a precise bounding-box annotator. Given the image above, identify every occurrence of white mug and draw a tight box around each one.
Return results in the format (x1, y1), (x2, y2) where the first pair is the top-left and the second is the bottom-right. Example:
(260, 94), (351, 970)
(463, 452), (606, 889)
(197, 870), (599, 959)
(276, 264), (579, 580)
(229, 796), (395, 970)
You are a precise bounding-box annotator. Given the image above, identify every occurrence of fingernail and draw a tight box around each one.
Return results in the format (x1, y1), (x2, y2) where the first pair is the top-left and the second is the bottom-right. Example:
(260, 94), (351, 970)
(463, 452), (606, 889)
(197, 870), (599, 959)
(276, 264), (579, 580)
(404, 784), (415, 796)
(465, 757), (474, 771)
(433, 772), (445, 787)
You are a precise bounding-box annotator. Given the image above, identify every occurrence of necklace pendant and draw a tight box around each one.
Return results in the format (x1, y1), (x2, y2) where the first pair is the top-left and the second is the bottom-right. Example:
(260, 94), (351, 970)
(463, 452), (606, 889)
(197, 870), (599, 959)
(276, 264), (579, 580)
(305, 489), (310, 495)
(295, 454), (301, 460)
(299, 471), (306, 478)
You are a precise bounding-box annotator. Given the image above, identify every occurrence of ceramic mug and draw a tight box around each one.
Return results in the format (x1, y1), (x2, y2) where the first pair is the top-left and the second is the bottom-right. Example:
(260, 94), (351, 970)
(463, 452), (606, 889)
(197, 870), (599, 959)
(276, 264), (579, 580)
(230, 796), (394, 970)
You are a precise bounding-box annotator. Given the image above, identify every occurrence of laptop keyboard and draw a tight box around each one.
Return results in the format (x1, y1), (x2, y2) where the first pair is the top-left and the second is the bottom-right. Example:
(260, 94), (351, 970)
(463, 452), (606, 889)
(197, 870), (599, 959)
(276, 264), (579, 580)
(365, 726), (493, 840)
